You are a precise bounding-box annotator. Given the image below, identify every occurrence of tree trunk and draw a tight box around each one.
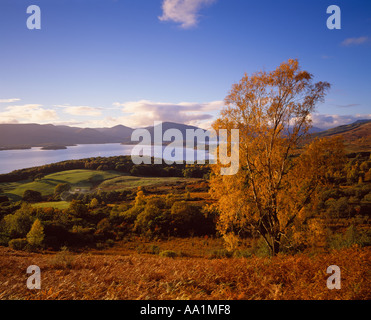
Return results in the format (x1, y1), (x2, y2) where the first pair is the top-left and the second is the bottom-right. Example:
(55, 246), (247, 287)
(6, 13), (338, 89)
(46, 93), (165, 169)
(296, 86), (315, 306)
(272, 234), (281, 256)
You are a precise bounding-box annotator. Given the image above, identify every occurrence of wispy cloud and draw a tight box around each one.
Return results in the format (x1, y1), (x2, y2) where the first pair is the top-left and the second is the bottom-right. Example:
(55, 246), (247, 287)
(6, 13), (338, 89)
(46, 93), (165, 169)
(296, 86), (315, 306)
(113, 99), (223, 128)
(332, 103), (360, 108)
(0, 104), (58, 124)
(341, 36), (370, 46)
(0, 98), (21, 103)
(158, 0), (216, 29)
(55, 105), (102, 117)
(310, 113), (371, 129)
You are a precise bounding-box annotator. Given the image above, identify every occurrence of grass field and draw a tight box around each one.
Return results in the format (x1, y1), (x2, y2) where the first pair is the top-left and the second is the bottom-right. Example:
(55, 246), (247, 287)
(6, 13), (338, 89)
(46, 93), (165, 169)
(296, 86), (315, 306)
(1, 169), (122, 200)
(32, 201), (70, 210)
(97, 176), (193, 191)
(1, 169), (197, 201)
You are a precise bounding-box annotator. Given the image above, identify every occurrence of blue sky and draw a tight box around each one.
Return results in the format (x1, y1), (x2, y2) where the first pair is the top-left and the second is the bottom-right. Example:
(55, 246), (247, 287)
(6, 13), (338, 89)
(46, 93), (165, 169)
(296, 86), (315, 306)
(0, 0), (370, 129)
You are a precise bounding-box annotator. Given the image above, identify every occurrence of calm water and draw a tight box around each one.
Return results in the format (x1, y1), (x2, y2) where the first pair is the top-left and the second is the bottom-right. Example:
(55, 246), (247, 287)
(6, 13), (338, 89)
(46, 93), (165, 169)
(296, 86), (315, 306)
(0, 143), (210, 174)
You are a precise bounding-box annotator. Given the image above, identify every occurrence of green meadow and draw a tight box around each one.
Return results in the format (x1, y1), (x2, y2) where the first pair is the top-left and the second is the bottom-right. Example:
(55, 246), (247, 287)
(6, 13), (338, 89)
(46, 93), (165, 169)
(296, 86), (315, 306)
(1, 169), (121, 200)
(32, 201), (70, 210)
(1, 169), (194, 201)
(97, 176), (190, 191)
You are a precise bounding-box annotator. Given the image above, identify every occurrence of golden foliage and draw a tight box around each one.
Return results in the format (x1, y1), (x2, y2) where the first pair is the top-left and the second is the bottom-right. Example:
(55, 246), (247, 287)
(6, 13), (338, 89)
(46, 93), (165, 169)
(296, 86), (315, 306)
(209, 59), (344, 255)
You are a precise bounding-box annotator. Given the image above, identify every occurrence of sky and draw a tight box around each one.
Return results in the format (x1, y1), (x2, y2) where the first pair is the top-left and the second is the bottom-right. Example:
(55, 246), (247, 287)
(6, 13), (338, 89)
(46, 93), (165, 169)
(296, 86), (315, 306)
(0, 0), (370, 129)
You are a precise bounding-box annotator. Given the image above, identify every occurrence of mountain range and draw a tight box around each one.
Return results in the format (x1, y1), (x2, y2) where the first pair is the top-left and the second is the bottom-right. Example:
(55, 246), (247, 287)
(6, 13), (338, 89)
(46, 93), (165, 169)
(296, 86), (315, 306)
(0, 122), (202, 149)
(0, 120), (370, 152)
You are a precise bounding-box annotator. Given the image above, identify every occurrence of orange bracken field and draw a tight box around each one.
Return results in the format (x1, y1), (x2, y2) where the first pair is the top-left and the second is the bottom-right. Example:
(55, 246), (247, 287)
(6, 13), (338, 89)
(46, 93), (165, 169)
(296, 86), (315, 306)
(1, 245), (369, 300)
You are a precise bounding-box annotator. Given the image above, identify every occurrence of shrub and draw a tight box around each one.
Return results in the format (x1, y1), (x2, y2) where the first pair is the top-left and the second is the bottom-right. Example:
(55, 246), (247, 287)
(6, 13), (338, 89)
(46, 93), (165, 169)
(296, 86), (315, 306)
(233, 249), (252, 258)
(89, 198), (99, 208)
(8, 238), (28, 250)
(223, 233), (240, 252)
(327, 225), (371, 249)
(250, 237), (271, 257)
(208, 249), (233, 259)
(120, 205), (143, 224)
(0, 232), (10, 246)
(150, 245), (161, 255)
(105, 239), (115, 247)
(54, 183), (71, 198)
(170, 201), (195, 236)
(159, 250), (177, 258)
(49, 247), (74, 268)
(68, 200), (89, 217)
(134, 203), (162, 235)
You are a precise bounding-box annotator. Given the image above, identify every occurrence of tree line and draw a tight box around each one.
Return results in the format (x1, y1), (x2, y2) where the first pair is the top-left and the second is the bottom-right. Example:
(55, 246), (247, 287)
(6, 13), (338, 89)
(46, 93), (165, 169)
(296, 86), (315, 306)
(0, 155), (211, 183)
(0, 188), (216, 251)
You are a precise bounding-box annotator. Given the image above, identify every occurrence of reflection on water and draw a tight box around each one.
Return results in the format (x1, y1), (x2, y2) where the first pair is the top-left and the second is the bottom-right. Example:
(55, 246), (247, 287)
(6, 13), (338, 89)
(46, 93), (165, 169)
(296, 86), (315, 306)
(0, 143), (211, 174)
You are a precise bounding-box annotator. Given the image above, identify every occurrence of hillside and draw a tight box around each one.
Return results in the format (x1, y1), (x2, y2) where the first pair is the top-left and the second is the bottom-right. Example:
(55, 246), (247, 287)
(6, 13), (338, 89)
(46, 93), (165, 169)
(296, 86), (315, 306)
(1, 169), (122, 201)
(310, 120), (371, 153)
(0, 123), (133, 148)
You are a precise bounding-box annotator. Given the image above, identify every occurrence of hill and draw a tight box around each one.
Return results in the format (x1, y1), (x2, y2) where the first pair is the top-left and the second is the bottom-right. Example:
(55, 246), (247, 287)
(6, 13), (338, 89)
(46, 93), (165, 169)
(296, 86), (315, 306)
(0, 124), (125, 148)
(120, 121), (206, 144)
(310, 119), (371, 153)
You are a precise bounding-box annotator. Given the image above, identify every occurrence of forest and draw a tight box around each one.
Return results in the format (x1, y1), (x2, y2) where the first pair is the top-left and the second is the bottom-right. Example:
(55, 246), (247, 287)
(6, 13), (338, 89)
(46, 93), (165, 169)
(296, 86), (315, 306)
(0, 150), (370, 253)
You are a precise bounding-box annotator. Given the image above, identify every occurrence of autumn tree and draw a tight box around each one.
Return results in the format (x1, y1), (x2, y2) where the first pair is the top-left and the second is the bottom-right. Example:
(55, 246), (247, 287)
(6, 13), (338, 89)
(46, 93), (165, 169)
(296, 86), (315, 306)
(210, 59), (345, 255)
(54, 183), (71, 200)
(134, 189), (145, 207)
(90, 198), (99, 208)
(3, 203), (34, 238)
(26, 219), (45, 248)
(22, 189), (42, 203)
(68, 200), (89, 218)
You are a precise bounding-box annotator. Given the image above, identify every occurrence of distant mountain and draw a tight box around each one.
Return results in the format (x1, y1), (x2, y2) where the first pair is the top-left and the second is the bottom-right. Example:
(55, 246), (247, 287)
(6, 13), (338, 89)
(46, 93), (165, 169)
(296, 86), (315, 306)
(0, 124), (118, 148)
(144, 122), (204, 140)
(308, 126), (324, 134)
(120, 122), (206, 144)
(95, 125), (134, 141)
(0, 122), (204, 149)
(0, 120), (369, 152)
(310, 119), (371, 152)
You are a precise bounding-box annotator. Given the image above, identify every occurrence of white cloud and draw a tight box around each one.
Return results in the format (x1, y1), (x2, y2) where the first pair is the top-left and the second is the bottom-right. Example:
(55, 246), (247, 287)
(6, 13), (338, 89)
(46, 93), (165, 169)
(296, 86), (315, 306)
(341, 36), (369, 46)
(0, 104), (58, 124)
(158, 0), (216, 29)
(0, 98), (21, 103)
(310, 113), (371, 129)
(55, 105), (102, 117)
(113, 99), (223, 128)
(51, 117), (121, 128)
